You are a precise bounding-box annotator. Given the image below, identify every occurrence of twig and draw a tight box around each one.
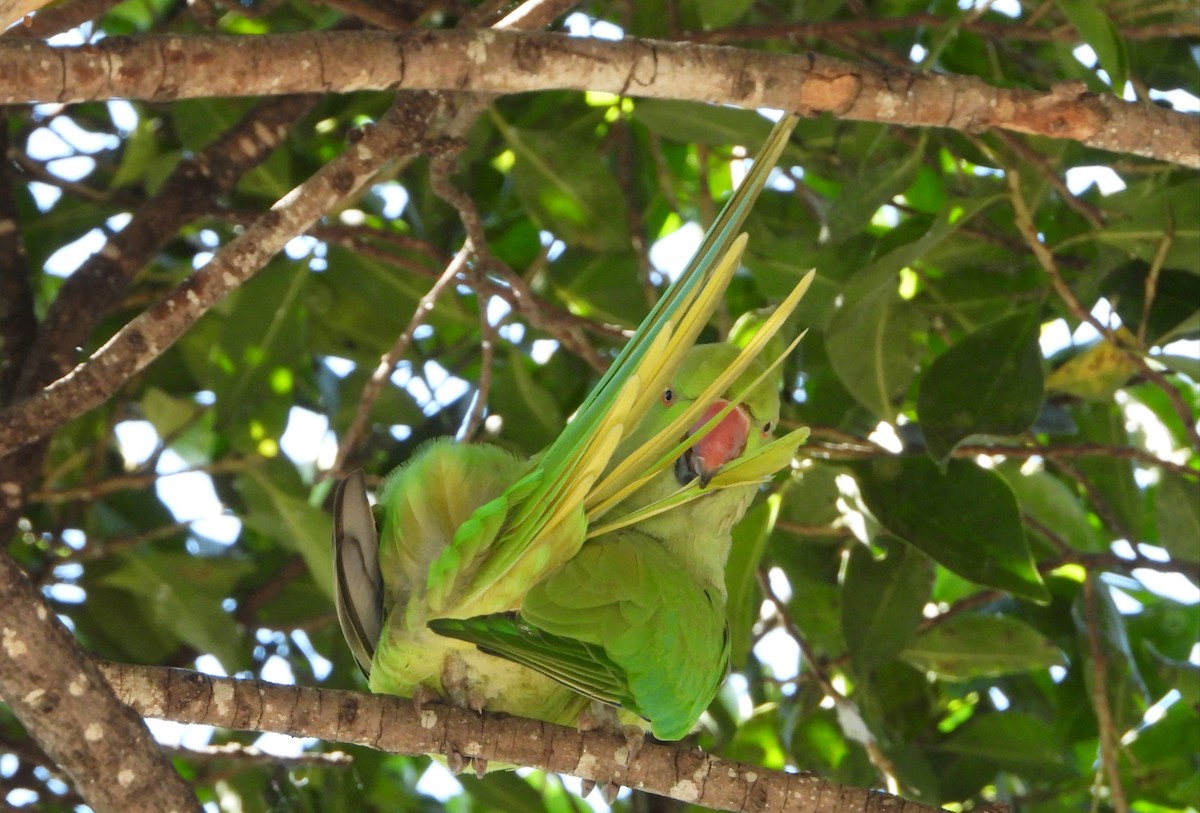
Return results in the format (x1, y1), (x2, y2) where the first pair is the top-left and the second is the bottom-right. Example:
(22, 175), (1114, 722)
(993, 131), (1105, 228)
(28, 458), (257, 504)
(1082, 574), (1131, 813)
(798, 428), (1199, 480)
(755, 568), (902, 793)
(333, 246), (470, 475)
(161, 741), (354, 767)
(1008, 170), (1200, 452)
(0, 0), (123, 38)
(1136, 224), (1174, 346)
(775, 519), (854, 538)
(462, 288), (497, 441)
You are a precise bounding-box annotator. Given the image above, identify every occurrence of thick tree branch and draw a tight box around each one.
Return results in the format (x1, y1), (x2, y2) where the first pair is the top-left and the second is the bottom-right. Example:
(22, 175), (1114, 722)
(99, 662), (960, 813)
(0, 30), (1194, 167)
(0, 559), (203, 813)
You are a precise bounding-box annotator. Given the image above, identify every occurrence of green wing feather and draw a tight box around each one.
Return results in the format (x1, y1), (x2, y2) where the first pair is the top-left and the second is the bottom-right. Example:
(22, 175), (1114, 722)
(432, 531), (731, 741)
(428, 615), (632, 709)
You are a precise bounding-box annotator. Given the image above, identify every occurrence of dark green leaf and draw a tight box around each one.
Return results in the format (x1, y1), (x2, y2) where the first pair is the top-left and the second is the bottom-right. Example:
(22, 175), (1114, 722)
(901, 615), (1066, 679)
(1154, 473), (1200, 563)
(938, 712), (1072, 778)
(997, 463), (1104, 554)
(855, 457), (1050, 602)
(634, 100), (775, 146)
(918, 308), (1045, 461)
(842, 538), (934, 671)
(825, 277), (927, 420)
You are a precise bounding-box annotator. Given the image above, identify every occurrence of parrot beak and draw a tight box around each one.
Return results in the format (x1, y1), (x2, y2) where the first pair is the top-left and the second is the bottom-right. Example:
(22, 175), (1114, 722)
(675, 400), (750, 488)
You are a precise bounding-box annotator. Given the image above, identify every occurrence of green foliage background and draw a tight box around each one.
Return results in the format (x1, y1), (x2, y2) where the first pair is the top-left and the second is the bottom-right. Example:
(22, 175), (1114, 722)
(2, 0), (1198, 812)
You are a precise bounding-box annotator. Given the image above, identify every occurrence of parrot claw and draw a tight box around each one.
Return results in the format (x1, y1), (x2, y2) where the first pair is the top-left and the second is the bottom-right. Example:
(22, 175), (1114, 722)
(447, 748), (467, 775)
(412, 684), (437, 716)
(472, 757), (489, 778)
(600, 781), (621, 804)
(579, 778), (596, 798)
(622, 725), (645, 763)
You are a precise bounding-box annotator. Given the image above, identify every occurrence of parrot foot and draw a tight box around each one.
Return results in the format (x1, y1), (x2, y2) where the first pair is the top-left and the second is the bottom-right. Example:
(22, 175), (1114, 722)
(621, 725), (645, 764)
(577, 701), (621, 732)
(579, 779), (596, 798)
(472, 756), (489, 778)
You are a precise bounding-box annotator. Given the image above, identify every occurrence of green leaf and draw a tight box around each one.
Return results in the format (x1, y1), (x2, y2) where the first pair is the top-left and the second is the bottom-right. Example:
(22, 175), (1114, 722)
(1055, 0), (1129, 90)
(997, 463), (1104, 554)
(1154, 473), (1200, 563)
(692, 0), (755, 29)
(458, 773), (546, 813)
(488, 349), (566, 451)
(939, 712), (1071, 778)
(499, 121), (630, 252)
(842, 538), (934, 671)
(201, 261), (309, 448)
(237, 467), (334, 599)
(918, 308), (1045, 461)
(98, 551), (253, 670)
(854, 457), (1050, 602)
(840, 195), (1003, 301)
(825, 276), (927, 420)
(1101, 263), (1200, 345)
(826, 152), (922, 243)
(634, 100), (775, 146)
(901, 615), (1066, 679)
(1153, 351), (1200, 382)
(726, 496), (780, 668)
(1094, 182), (1200, 274)
(1072, 402), (1146, 536)
(140, 387), (202, 439)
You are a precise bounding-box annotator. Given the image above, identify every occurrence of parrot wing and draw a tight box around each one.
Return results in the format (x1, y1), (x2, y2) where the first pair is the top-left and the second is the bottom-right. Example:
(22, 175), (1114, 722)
(430, 530), (730, 741)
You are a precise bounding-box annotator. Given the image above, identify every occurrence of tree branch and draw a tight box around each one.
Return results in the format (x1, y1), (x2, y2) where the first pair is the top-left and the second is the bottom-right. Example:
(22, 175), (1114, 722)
(0, 94), (453, 457)
(99, 661), (962, 813)
(0, 30), (1194, 166)
(0, 558), (203, 813)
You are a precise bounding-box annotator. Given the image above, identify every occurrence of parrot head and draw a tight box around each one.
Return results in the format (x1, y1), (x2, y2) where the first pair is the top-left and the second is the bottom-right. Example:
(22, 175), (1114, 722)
(627, 342), (782, 489)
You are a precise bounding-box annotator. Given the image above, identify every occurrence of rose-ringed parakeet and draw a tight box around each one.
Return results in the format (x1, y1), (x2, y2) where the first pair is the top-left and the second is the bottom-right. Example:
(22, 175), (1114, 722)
(333, 114), (811, 741)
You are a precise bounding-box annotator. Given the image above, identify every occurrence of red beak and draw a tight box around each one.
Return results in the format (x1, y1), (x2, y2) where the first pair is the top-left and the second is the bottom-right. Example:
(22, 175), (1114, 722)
(675, 400), (750, 488)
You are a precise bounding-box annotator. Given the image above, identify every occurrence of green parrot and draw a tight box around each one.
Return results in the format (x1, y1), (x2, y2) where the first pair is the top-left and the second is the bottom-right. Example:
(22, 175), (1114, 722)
(430, 343), (795, 740)
(333, 114), (811, 742)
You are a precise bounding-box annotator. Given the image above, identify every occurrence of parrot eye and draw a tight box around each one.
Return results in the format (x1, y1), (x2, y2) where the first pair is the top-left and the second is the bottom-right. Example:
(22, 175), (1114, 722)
(762, 420), (774, 435)
(661, 387), (675, 405)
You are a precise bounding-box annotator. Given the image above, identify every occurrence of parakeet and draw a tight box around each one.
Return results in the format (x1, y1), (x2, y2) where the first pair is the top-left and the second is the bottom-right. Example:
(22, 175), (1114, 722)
(431, 343), (793, 740)
(333, 114), (811, 741)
